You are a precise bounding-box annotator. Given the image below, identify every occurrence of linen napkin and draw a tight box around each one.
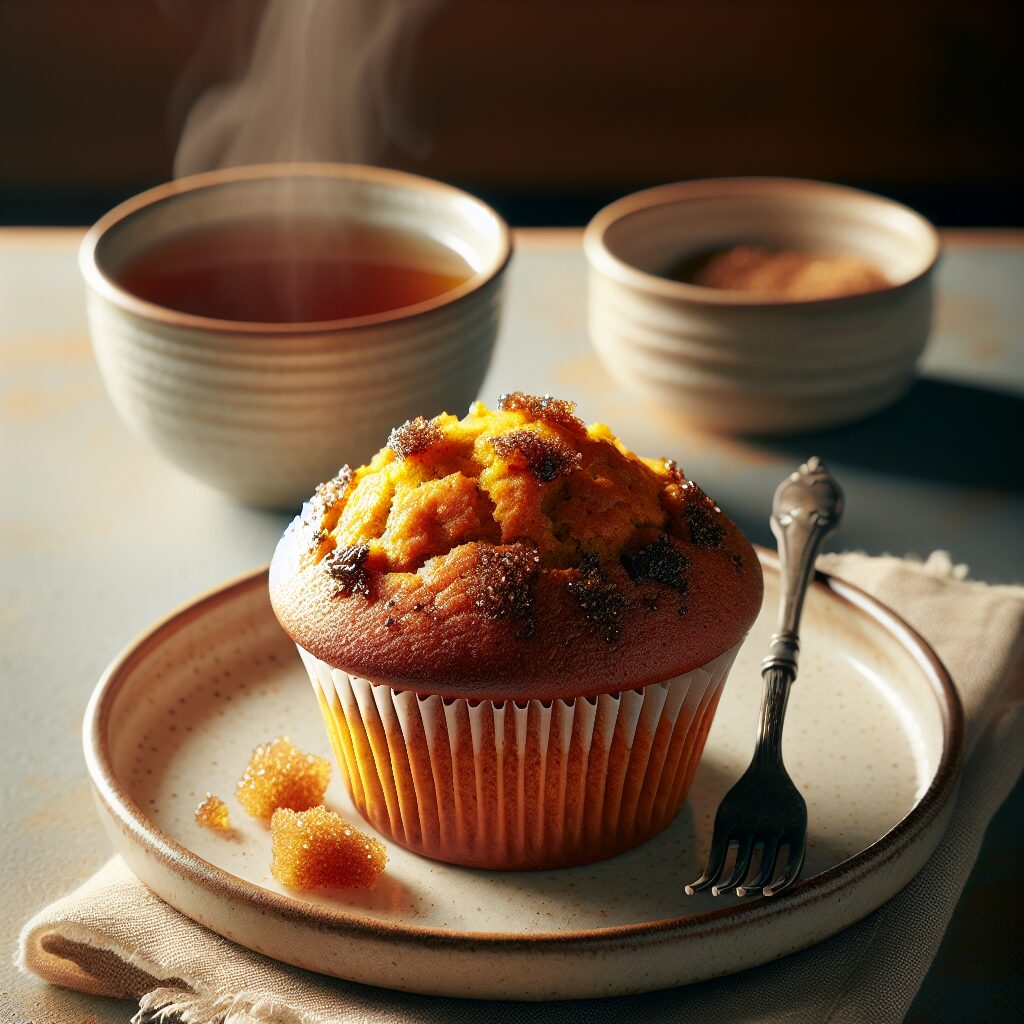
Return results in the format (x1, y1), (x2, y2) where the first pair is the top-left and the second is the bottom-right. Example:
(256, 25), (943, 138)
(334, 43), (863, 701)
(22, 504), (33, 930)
(18, 552), (1024, 1024)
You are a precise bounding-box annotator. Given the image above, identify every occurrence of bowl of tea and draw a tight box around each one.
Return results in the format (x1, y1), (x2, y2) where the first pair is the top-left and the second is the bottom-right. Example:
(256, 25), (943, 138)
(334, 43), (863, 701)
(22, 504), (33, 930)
(584, 177), (939, 434)
(80, 163), (512, 506)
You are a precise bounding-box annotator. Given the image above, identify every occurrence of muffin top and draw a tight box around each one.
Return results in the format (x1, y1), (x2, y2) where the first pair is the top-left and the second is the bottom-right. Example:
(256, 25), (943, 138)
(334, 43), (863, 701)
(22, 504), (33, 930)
(270, 393), (762, 701)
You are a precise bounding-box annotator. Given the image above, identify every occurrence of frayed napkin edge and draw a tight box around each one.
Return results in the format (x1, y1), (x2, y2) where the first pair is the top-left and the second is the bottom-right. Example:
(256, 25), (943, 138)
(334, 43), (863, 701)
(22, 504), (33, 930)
(136, 987), (313, 1024)
(16, 919), (329, 1024)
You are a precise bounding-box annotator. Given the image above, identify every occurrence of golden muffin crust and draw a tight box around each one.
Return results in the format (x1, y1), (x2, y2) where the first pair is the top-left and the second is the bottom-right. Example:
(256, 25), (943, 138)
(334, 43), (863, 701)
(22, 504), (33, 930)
(270, 393), (762, 700)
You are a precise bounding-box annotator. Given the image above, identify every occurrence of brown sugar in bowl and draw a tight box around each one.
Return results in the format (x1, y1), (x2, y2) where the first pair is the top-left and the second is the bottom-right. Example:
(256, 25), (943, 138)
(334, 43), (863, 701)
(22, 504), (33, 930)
(270, 394), (762, 869)
(585, 177), (940, 435)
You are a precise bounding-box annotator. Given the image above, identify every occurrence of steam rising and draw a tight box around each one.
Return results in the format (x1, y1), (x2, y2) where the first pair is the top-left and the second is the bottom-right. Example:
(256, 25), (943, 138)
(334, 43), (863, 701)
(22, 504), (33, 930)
(174, 0), (443, 177)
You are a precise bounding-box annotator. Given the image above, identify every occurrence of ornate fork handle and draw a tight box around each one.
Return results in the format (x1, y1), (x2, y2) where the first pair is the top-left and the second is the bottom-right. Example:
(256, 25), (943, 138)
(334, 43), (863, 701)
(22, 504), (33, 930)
(755, 457), (843, 768)
(762, 456), (844, 680)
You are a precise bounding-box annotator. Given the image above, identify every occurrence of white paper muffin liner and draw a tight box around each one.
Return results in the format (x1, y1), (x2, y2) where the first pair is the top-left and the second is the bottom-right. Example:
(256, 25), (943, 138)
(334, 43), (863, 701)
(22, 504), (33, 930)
(296, 643), (740, 869)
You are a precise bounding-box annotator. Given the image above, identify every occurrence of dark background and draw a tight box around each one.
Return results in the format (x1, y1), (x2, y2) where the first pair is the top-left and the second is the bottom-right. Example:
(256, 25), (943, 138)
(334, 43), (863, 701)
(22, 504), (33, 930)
(1, 0), (1021, 226)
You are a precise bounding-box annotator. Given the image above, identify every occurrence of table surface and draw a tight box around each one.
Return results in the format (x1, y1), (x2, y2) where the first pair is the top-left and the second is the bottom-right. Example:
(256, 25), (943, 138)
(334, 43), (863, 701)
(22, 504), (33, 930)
(2, 227), (1022, 1022)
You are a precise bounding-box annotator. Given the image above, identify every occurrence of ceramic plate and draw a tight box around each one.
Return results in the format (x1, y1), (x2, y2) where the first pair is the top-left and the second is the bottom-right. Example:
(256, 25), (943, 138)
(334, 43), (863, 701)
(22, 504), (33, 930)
(84, 551), (962, 1000)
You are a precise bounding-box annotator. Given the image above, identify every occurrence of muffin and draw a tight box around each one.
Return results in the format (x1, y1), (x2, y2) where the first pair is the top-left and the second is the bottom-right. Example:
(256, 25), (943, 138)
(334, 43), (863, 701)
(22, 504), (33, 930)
(270, 393), (762, 869)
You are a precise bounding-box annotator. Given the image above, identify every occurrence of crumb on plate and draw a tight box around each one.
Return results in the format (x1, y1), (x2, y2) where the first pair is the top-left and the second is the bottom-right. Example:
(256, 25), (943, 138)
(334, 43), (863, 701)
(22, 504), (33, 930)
(270, 805), (387, 889)
(236, 737), (330, 819)
(194, 792), (231, 831)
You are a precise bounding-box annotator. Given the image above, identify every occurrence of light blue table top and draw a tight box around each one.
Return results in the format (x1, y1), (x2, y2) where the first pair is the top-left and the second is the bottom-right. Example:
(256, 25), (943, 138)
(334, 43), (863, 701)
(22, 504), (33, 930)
(1, 227), (1021, 1021)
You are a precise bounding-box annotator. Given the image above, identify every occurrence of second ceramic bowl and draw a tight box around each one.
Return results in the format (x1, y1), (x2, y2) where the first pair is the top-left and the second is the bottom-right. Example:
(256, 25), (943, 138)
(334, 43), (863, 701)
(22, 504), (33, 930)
(80, 163), (512, 508)
(584, 178), (940, 435)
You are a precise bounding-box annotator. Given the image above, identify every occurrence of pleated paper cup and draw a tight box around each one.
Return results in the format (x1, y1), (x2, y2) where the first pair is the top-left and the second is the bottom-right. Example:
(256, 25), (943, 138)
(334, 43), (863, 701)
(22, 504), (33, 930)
(296, 644), (740, 870)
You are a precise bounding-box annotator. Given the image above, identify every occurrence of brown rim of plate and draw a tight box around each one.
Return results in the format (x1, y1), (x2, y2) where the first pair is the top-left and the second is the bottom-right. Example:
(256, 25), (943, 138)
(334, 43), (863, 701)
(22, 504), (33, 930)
(78, 162), (514, 337)
(583, 176), (942, 310)
(83, 548), (963, 952)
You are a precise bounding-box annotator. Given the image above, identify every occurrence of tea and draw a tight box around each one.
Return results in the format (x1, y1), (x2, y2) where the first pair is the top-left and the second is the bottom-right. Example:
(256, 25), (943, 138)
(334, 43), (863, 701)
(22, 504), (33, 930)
(117, 220), (474, 323)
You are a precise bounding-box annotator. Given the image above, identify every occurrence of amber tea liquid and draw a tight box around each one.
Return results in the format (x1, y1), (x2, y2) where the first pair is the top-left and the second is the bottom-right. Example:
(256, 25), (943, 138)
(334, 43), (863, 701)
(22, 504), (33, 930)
(117, 220), (474, 323)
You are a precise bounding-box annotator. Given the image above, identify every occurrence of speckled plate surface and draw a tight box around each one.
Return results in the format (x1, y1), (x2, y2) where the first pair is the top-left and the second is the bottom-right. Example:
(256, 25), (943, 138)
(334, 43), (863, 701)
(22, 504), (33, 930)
(84, 551), (962, 1000)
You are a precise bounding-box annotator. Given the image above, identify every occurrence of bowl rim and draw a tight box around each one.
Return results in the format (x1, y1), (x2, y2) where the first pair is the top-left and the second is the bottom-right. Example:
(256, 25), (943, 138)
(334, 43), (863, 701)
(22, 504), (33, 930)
(583, 176), (941, 309)
(79, 162), (513, 336)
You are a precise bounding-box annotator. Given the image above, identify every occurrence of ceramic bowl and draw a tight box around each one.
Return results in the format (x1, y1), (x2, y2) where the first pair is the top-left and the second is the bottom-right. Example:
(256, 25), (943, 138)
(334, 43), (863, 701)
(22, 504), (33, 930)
(80, 163), (512, 508)
(584, 178), (940, 435)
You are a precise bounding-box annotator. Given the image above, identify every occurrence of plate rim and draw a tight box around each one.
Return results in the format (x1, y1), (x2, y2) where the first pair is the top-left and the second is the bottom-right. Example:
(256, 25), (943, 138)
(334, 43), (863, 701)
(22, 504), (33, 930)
(83, 548), (963, 953)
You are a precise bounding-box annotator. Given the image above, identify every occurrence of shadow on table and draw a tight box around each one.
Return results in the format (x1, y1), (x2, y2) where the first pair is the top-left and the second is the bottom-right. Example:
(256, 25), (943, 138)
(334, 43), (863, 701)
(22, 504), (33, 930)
(747, 377), (1024, 492)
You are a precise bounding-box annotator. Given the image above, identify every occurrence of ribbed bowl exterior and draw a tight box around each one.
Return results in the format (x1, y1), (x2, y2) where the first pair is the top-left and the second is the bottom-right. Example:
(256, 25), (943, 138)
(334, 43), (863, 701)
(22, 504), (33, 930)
(85, 278), (504, 507)
(298, 643), (740, 870)
(588, 272), (933, 434)
(81, 164), (511, 508)
(585, 178), (939, 436)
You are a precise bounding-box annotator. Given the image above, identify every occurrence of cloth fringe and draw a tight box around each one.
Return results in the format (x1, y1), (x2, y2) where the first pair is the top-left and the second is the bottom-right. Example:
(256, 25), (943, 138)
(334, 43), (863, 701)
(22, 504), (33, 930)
(135, 987), (310, 1024)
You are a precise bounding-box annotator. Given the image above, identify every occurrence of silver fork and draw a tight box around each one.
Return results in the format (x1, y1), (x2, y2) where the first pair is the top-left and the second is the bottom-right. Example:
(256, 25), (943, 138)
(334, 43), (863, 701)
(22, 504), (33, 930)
(685, 456), (844, 898)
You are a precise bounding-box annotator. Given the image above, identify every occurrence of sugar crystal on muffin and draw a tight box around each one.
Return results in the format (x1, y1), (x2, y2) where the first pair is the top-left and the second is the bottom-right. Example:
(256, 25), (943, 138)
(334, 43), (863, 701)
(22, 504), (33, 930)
(565, 554), (628, 643)
(496, 391), (585, 432)
(623, 533), (692, 605)
(681, 481), (726, 548)
(323, 543), (371, 598)
(475, 542), (542, 634)
(236, 737), (331, 819)
(387, 415), (444, 460)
